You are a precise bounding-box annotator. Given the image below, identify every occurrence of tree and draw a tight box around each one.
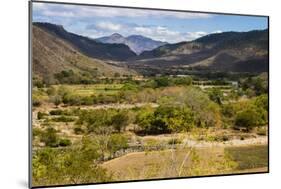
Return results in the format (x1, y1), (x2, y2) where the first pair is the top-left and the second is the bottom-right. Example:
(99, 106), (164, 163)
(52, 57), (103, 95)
(154, 77), (170, 87)
(111, 111), (129, 132)
(40, 128), (59, 147)
(107, 134), (128, 157)
(174, 77), (192, 86)
(235, 109), (259, 131)
(235, 104), (267, 130)
(208, 88), (223, 105)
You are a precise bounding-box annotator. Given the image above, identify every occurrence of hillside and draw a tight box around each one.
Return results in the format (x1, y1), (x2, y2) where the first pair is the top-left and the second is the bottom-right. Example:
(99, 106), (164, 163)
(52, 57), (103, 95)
(131, 29), (268, 73)
(32, 25), (135, 84)
(33, 22), (137, 61)
(96, 33), (167, 55)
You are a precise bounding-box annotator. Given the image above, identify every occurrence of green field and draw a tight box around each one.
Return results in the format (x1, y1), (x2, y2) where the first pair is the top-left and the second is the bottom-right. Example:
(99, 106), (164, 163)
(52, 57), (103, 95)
(55, 84), (124, 96)
(225, 145), (268, 170)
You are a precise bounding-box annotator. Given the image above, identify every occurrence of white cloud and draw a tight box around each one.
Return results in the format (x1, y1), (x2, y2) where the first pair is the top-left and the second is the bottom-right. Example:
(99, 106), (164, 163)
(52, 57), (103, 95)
(211, 30), (223, 34)
(33, 2), (46, 10)
(133, 26), (210, 43)
(96, 22), (123, 31)
(33, 3), (213, 20)
(42, 10), (76, 17)
(33, 3), (219, 43)
(85, 22), (219, 43)
(186, 31), (208, 39)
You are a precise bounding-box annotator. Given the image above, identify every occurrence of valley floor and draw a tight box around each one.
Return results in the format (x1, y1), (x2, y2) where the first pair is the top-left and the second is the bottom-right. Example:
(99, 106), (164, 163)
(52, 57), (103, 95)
(102, 144), (268, 181)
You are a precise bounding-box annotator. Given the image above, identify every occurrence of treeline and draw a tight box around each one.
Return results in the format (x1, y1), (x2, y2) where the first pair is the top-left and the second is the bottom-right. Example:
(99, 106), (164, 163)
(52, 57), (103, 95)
(47, 87), (221, 135)
(32, 77), (193, 107)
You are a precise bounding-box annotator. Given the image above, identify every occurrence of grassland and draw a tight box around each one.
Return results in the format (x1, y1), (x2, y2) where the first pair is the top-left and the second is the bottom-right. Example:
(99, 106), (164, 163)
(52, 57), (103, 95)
(102, 145), (268, 181)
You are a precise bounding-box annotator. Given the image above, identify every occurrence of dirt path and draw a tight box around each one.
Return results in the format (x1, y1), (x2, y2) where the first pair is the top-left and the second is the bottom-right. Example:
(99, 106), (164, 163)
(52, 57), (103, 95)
(182, 136), (268, 148)
(34, 102), (158, 113)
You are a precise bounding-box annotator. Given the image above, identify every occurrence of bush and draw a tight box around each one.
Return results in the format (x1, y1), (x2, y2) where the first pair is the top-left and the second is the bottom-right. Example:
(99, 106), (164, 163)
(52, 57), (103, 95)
(168, 138), (182, 145)
(46, 86), (56, 96)
(108, 134), (128, 155)
(37, 111), (48, 120)
(49, 109), (63, 115)
(235, 108), (261, 130)
(51, 116), (75, 122)
(78, 109), (114, 133)
(33, 95), (42, 107)
(154, 77), (170, 87)
(58, 138), (72, 147)
(50, 95), (62, 107)
(208, 88), (223, 105)
(173, 77), (192, 86)
(32, 128), (42, 139)
(256, 127), (267, 136)
(40, 128), (59, 147)
(111, 111), (129, 132)
(136, 105), (195, 134)
(73, 127), (84, 135)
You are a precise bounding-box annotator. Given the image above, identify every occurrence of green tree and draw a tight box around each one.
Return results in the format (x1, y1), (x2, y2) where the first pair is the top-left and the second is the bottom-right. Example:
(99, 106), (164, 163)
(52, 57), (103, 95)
(107, 134), (128, 157)
(208, 88), (223, 105)
(111, 111), (129, 132)
(40, 128), (59, 147)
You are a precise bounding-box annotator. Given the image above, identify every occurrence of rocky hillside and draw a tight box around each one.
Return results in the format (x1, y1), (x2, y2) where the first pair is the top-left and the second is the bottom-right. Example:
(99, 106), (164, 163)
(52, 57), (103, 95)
(132, 29), (268, 73)
(34, 22), (137, 61)
(32, 25), (135, 84)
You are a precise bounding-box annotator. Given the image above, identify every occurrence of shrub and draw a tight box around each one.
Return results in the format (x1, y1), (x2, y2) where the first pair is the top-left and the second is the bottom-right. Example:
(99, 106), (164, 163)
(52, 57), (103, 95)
(173, 77), (192, 86)
(40, 128), (59, 147)
(49, 109), (63, 115)
(108, 134), (128, 155)
(73, 127), (84, 135)
(208, 88), (223, 105)
(32, 96), (42, 107)
(37, 111), (48, 120)
(80, 96), (94, 105)
(256, 127), (267, 136)
(51, 116), (75, 122)
(50, 95), (62, 107)
(79, 109), (114, 133)
(46, 86), (56, 96)
(32, 128), (42, 139)
(58, 138), (72, 147)
(111, 111), (129, 132)
(168, 138), (182, 145)
(154, 77), (170, 87)
(235, 104), (267, 130)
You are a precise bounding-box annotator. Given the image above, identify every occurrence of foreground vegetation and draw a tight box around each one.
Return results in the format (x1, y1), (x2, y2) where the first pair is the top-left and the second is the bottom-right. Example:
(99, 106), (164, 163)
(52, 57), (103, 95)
(32, 72), (268, 186)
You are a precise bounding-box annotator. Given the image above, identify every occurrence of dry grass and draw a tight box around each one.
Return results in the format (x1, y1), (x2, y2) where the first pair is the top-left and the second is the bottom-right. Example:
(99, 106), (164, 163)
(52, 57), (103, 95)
(101, 147), (236, 181)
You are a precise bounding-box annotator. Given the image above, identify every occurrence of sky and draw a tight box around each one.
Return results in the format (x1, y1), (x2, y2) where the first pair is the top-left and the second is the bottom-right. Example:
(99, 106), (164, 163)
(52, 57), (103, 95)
(32, 2), (268, 43)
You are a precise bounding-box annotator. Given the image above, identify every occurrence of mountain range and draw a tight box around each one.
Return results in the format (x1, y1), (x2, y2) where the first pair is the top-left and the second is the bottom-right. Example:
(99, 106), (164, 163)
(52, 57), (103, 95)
(33, 22), (269, 81)
(132, 29), (268, 72)
(96, 33), (167, 55)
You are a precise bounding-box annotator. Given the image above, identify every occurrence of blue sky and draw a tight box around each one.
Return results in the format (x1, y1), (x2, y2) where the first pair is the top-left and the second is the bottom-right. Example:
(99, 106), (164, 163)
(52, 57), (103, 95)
(32, 2), (268, 43)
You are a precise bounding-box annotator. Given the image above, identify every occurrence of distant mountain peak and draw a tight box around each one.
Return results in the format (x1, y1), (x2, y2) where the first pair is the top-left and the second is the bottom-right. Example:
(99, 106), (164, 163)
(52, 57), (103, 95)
(96, 34), (167, 55)
(110, 33), (123, 38)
